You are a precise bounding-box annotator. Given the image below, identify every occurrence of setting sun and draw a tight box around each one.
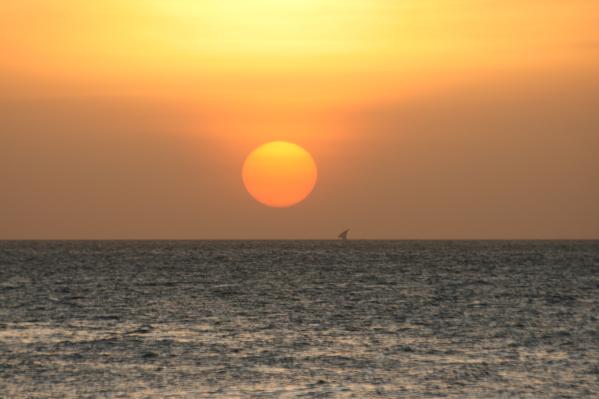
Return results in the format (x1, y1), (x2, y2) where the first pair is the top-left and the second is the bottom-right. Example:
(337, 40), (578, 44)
(242, 141), (318, 208)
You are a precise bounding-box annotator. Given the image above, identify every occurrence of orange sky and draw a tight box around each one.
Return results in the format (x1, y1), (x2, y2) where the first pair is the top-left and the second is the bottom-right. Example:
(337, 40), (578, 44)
(1, 1), (598, 239)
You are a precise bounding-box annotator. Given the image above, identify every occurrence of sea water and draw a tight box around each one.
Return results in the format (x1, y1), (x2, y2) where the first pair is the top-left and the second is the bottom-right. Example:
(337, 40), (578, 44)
(1, 240), (598, 397)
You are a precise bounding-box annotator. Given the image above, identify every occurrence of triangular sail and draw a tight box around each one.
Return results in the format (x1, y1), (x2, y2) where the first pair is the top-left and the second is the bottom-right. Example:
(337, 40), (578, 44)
(338, 229), (350, 240)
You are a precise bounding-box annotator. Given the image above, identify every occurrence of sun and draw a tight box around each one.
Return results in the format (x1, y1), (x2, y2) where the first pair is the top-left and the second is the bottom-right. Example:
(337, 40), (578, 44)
(242, 141), (318, 208)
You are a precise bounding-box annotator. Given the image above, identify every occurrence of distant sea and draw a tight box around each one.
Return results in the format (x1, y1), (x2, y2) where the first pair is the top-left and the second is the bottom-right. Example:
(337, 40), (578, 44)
(1, 240), (598, 398)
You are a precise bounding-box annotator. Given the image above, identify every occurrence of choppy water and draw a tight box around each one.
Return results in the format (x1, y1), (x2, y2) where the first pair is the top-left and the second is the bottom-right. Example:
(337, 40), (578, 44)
(1, 240), (598, 398)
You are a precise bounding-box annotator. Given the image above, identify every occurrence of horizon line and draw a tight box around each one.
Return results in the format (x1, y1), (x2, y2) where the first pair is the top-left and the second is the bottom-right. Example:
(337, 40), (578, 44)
(1, 238), (598, 242)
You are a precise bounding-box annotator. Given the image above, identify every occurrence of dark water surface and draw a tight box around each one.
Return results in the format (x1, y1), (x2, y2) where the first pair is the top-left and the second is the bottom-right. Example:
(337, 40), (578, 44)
(1, 240), (598, 398)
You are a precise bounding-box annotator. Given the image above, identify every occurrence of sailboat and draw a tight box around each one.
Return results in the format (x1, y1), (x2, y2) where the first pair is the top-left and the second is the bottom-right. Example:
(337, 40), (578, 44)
(338, 229), (350, 241)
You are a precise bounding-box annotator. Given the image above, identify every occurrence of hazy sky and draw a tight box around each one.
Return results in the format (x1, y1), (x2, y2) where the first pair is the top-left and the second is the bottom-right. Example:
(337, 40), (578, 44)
(1, 1), (598, 239)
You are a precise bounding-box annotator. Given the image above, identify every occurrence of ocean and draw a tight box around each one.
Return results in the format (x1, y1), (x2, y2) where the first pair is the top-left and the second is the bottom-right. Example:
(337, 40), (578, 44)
(1, 240), (598, 398)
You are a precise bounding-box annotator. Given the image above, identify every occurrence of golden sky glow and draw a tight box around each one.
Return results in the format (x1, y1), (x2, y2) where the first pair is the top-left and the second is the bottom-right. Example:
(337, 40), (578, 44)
(1, 1), (598, 238)
(2, 1), (598, 94)
(2, 1), (598, 146)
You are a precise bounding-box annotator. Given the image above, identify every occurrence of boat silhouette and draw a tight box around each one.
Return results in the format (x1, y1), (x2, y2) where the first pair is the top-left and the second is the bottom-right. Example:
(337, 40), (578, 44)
(338, 229), (350, 241)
